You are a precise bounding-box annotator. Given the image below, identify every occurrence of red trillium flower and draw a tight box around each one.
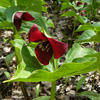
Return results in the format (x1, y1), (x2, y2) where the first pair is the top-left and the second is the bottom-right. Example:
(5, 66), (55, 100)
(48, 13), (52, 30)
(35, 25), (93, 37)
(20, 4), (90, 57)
(28, 24), (68, 65)
(80, 10), (86, 16)
(14, 12), (35, 30)
(77, 1), (82, 6)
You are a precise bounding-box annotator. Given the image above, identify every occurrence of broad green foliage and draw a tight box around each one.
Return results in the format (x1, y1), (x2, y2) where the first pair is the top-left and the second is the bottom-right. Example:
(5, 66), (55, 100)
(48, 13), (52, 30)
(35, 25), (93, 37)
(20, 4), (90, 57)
(76, 30), (96, 43)
(0, 21), (13, 29)
(42, 17), (55, 28)
(17, 0), (42, 12)
(61, 11), (85, 24)
(6, 52), (15, 66)
(76, 30), (100, 43)
(79, 91), (100, 100)
(61, 0), (71, 10)
(65, 43), (97, 63)
(4, 43), (100, 83)
(75, 22), (100, 32)
(0, 0), (42, 12)
(0, 0), (15, 8)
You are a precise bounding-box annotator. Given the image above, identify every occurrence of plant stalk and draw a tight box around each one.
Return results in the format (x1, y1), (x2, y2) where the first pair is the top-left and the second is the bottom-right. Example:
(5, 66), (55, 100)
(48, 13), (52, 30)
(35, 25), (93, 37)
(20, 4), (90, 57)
(51, 81), (56, 100)
(19, 82), (30, 100)
(70, 16), (76, 47)
(51, 59), (58, 100)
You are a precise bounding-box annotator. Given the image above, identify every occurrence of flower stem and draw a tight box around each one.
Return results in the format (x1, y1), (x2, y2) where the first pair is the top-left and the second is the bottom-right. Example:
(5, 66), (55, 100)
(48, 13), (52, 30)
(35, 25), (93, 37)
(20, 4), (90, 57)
(51, 59), (58, 100)
(19, 82), (30, 100)
(51, 81), (56, 100)
(70, 16), (76, 47)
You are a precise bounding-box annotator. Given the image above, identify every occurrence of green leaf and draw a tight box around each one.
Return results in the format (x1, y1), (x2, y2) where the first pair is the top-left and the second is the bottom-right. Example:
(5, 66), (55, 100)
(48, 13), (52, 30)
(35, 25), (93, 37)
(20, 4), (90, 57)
(42, 6), (47, 13)
(80, 16), (88, 24)
(33, 96), (50, 100)
(79, 91), (100, 100)
(4, 54), (97, 83)
(0, 21), (13, 29)
(75, 23), (94, 32)
(61, 11), (85, 24)
(65, 43), (97, 63)
(76, 35), (100, 43)
(0, 7), (6, 13)
(4, 71), (11, 78)
(61, 2), (71, 10)
(16, 0), (42, 12)
(42, 17), (55, 28)
(82, 0), (93, 4)
(0, 0), (15, 8)
(76, 30), (96, 43)
(61, 10), (77, 16)
(6, 52), (15, 66)
(76, 76), (86, 92)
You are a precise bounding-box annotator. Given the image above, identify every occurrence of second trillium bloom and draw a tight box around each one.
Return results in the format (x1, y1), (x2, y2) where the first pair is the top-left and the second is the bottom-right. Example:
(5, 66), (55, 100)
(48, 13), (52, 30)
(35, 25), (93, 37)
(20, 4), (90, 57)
(28, 24), (68, 65)
(14, 12), (35, 30)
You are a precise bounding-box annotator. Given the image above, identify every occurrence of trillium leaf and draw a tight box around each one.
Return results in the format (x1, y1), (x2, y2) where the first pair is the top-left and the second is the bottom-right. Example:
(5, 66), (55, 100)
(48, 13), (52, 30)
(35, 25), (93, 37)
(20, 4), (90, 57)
(61, 11), (85, 24)
(4, 42), (100, 83)
(75, 23), (94, 32)
(79, 91), (100, 100)
(76, 30), (96, 43)
(0, 21), (13, 29)
(3, 59), (96, 82)
(61, 10), (77, 16)
(16, 0), (42, 13)
(4, 52), (99, 83)
(77, 35), (100, 43)
(76, 30), (100, 43)
(65, 43), (97, 63)
(0, 0), (15, 8)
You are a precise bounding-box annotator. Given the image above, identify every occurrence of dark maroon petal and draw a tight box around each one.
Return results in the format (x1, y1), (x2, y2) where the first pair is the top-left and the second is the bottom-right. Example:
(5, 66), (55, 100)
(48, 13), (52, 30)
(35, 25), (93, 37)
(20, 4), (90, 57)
(28, 24), (47, 42)
(48, 38), (68, 59)
(14, 19), (22, 30)
(35, 44), (53, 65)
(14, 12), (23, 19)
(77, 2), (82, 6)
(22, 12), (35, 21)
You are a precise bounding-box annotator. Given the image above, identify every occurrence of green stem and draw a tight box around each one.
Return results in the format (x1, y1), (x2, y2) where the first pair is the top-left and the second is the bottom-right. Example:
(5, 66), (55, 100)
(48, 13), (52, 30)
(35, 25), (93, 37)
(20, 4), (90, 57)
(51, 81), (56, 100)
(51, 59), (58, 100)
(19, 82), (30, 100)
(52, 0), (58, 22)
(54, 59), (58, 70)
(72, 16), (76, 38)
(70, 16), (76, 46)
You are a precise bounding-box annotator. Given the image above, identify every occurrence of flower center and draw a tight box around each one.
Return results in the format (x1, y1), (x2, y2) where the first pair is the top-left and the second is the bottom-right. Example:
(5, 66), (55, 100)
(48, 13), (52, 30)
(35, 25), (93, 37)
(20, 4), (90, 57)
(39, 40), (51, 52)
